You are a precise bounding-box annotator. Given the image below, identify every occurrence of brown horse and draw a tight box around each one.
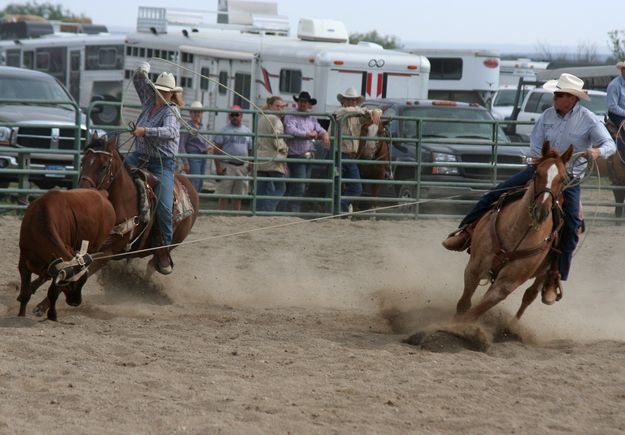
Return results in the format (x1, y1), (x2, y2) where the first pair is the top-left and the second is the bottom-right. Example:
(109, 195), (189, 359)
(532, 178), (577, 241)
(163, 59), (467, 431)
(32, 134), (200, 315)
(454, 143), (573, 322)
(597, 119), (625, 218)
(355, 118), (391, 210)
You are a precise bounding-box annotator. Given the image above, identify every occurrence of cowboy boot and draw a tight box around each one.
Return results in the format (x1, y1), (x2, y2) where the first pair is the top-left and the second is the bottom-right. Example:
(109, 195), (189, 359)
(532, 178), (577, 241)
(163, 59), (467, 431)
(154, 248), (173, 275)
(442, 224), (471, 251)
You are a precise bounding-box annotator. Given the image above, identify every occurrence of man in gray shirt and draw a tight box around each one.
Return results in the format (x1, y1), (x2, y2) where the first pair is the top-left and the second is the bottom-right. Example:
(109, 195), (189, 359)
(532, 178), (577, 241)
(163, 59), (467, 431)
(213, 106), (252, 211)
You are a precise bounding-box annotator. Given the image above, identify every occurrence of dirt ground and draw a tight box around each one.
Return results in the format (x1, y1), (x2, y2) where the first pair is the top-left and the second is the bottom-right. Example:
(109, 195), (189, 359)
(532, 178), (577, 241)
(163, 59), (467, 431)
(1, 214), (625, 434)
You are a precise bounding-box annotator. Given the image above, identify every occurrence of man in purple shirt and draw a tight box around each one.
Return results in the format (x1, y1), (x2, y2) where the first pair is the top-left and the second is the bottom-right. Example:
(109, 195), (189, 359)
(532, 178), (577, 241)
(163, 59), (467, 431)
(281, 91), (330, 213)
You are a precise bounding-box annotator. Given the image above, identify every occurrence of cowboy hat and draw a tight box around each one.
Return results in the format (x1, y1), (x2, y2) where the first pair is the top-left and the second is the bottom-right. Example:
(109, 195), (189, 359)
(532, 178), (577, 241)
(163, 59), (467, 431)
(616, 61), (625, 70)
(293, 91), (317, 105)
(189, 101), (203, 110)
(337, 87), (364, 104)
(542, 73), (590, 101)
(154, 72), (182, 93)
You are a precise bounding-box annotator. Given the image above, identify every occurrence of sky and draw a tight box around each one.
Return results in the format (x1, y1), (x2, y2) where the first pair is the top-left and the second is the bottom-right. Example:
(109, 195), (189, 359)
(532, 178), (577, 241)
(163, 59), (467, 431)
(16, 0), (622, 55)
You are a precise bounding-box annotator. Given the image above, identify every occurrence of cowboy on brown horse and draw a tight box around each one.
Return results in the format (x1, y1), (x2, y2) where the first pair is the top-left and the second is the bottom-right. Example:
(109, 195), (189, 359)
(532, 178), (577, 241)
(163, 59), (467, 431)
(443, 73), (616, 306)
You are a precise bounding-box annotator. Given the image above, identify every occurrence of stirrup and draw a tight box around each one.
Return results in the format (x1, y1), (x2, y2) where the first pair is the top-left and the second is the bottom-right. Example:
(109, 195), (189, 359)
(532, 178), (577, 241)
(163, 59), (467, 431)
(541, 272), (563, 305)
(442, 227), (471, 252)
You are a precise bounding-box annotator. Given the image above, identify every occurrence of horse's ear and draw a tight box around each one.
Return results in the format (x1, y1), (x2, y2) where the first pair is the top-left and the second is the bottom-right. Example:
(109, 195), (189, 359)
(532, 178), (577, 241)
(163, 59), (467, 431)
(561, 144), (574, 163)
(541, 141), (550, 157)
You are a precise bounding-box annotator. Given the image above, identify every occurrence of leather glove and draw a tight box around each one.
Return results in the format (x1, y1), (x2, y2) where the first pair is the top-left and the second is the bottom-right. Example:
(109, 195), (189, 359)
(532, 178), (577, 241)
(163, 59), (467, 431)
(137, 62), (150, 75)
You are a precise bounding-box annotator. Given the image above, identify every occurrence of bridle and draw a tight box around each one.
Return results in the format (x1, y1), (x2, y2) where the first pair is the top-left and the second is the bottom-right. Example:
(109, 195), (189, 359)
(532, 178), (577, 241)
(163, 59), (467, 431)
(528, 159), (563, 225)
(79, 148), (115, 190)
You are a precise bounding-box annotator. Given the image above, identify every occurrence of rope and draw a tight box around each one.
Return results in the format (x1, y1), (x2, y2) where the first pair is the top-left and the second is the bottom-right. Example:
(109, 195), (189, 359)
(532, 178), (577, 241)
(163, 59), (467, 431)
(91, 194), (462, 261)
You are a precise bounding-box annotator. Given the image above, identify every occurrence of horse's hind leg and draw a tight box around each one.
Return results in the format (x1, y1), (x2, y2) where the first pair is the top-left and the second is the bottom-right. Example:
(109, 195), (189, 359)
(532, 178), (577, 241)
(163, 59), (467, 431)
(515, 277), (544, 320)
(45, 283), (62, 322)
(33, 294), (50, 317)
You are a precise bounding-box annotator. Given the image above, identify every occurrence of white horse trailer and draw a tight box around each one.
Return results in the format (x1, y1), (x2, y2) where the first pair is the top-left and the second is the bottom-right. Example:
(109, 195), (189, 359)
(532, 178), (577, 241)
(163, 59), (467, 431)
(122, 6), (430, 130)
(0, 20), (125, 125)
(403, 48), (500, 107)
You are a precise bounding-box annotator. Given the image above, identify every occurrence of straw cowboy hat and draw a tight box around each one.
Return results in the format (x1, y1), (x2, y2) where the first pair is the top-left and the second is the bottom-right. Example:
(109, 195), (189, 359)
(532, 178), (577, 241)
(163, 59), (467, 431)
(542, 73), (590, 101)
(154, 72), (182, 93)
(189, 101), (203, 110)
(293, 91), (317, 105)
(337, 87), (364, 105)
(616, 61), (625, 70)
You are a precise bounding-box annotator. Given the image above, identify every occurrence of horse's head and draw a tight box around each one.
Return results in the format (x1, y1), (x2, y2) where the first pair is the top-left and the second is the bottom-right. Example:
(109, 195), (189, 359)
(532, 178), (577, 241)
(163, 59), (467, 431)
(78, 133), (119, 190)
(529, 142), (573, 224)
(358, 117), (388, 160)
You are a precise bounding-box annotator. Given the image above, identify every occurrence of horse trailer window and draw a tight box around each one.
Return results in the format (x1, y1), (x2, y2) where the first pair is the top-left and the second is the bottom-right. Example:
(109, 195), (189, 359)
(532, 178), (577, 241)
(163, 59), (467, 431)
(200, 67), (209, 90)
(279, 69), (302, 93)
(233, 73), (251, 109)
(147, 48), (153, 58)
(6, 49), (20, 67)
(218, 71), (228, 95)
(36, 51), (50, 71)
(429, 58), (463, 80)
(85, 45), (123, 70)
(23, 51), (33, 69)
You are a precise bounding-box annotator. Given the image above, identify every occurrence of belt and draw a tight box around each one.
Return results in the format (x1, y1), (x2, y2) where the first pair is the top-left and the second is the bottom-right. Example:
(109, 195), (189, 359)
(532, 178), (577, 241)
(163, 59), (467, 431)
(225, 161), (244, 166)
(288, 152), (313, 159)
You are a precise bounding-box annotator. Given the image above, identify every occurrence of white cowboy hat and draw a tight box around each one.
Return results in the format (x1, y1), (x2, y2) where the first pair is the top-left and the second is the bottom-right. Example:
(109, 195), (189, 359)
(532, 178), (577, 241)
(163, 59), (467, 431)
(190, 101), (203, 110)
(542, 73), (590, 101)
(616, 61), (625, 70)
(154, 72), (182, 93)
(337, 87), (364, 104)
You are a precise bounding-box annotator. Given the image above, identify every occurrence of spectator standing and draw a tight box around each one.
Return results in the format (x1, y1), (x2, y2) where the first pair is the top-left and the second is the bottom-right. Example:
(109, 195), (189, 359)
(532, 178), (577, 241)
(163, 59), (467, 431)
(281, 91), (329, 213)
(256, 96), (289, 212)
(179, 101), (212, 192)
(213, 106), (252, 211)
(606, 60), (625, 154)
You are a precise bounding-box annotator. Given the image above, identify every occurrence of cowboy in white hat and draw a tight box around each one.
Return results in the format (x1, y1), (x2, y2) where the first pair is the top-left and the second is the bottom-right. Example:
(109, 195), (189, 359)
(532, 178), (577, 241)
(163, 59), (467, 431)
(606, 61), (625, 154)
(333, 87), (382, 212)
(126, 61), (184, 274)
(443, 73), (615, 304)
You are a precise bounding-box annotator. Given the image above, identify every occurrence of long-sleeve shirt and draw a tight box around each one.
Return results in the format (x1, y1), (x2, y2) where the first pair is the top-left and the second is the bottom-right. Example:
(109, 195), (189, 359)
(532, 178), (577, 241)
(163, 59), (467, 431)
(179, 121), (210, 163)
(607, 74), (625, 117)
(530, 103), (616, 160)
(283, 112), (327, 156)
(132, 70), (180, 159)
(257, 114), (288, 174)
(334, 106), (382, 154)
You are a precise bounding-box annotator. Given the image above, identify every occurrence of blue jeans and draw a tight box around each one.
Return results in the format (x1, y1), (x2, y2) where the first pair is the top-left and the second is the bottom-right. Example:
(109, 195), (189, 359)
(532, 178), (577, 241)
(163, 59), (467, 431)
(187, 158), (206, 193)
(126, 152), (176, 246)
(340, 154), (363, 212)
(281, 160), (311, 213)
(256, 171), (286, 212)
(460, 165), (581, 280)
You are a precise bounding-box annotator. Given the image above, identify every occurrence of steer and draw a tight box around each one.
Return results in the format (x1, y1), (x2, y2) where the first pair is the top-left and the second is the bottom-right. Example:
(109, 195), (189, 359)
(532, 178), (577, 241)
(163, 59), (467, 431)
(18, 188), (116, 321)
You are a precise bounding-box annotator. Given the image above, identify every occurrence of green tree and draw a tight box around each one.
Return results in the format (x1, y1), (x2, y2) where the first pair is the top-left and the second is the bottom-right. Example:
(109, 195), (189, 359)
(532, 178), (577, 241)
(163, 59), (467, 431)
(349, 30), (402, 49)
(0, 1), (81, 21)
(608, 30), (625, 61)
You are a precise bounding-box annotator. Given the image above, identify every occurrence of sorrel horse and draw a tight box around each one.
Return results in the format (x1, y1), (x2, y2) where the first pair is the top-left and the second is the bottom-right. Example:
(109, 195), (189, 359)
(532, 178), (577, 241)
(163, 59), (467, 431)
(32, 134), (200, 315)
(596, 119), (625, 218)
(454, 143), (573, 322)
(355, 118), (391, 210)
(18, 189), (116, 320)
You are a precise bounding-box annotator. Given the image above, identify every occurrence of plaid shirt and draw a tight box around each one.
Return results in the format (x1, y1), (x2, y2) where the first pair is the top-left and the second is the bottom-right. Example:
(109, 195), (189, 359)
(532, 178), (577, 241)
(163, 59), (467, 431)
(132, 71), (180, 159)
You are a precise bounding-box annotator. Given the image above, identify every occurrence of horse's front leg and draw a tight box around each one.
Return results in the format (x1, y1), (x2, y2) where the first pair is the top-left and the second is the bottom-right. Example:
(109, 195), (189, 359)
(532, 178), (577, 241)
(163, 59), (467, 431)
(455, 263), (482, 316)
(515, 276), (544, 320)
(17, 258), (32, 317)
(33, 294), (50, 317)
(458, 277), (521, 322)
(45, 283), (62, 322)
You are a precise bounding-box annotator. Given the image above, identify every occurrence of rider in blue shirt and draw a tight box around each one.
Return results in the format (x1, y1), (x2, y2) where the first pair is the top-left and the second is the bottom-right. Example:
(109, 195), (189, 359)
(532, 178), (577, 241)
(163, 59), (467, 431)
(606, 61), (625, 154)
(443, 74), (615, 304)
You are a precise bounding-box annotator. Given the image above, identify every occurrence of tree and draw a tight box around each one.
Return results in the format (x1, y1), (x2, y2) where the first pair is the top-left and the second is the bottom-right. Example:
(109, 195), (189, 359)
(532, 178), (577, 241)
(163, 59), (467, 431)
(534, 41), (601, 65)
(608, 30), (625, 61)
(0, 1), (83, 21)
(349, 30), (402, 49)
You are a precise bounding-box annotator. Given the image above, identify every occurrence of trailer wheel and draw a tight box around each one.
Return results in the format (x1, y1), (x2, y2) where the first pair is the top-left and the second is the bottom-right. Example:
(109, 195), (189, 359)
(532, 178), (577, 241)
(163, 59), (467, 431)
(90, 96), (120, 126)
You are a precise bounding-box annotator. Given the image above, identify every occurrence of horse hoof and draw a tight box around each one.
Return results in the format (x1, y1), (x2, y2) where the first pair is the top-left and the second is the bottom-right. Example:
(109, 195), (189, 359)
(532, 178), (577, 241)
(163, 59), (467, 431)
(32, 306), (45, 317)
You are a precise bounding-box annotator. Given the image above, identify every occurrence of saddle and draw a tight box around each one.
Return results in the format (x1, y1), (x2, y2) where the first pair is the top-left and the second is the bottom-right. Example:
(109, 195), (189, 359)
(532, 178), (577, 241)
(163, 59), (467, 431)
(487, 187), (564, 282)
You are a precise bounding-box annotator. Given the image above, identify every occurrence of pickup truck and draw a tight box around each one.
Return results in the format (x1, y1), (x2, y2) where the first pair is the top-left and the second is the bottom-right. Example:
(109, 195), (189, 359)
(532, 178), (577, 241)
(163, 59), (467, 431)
(0, 66), (88, 189)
